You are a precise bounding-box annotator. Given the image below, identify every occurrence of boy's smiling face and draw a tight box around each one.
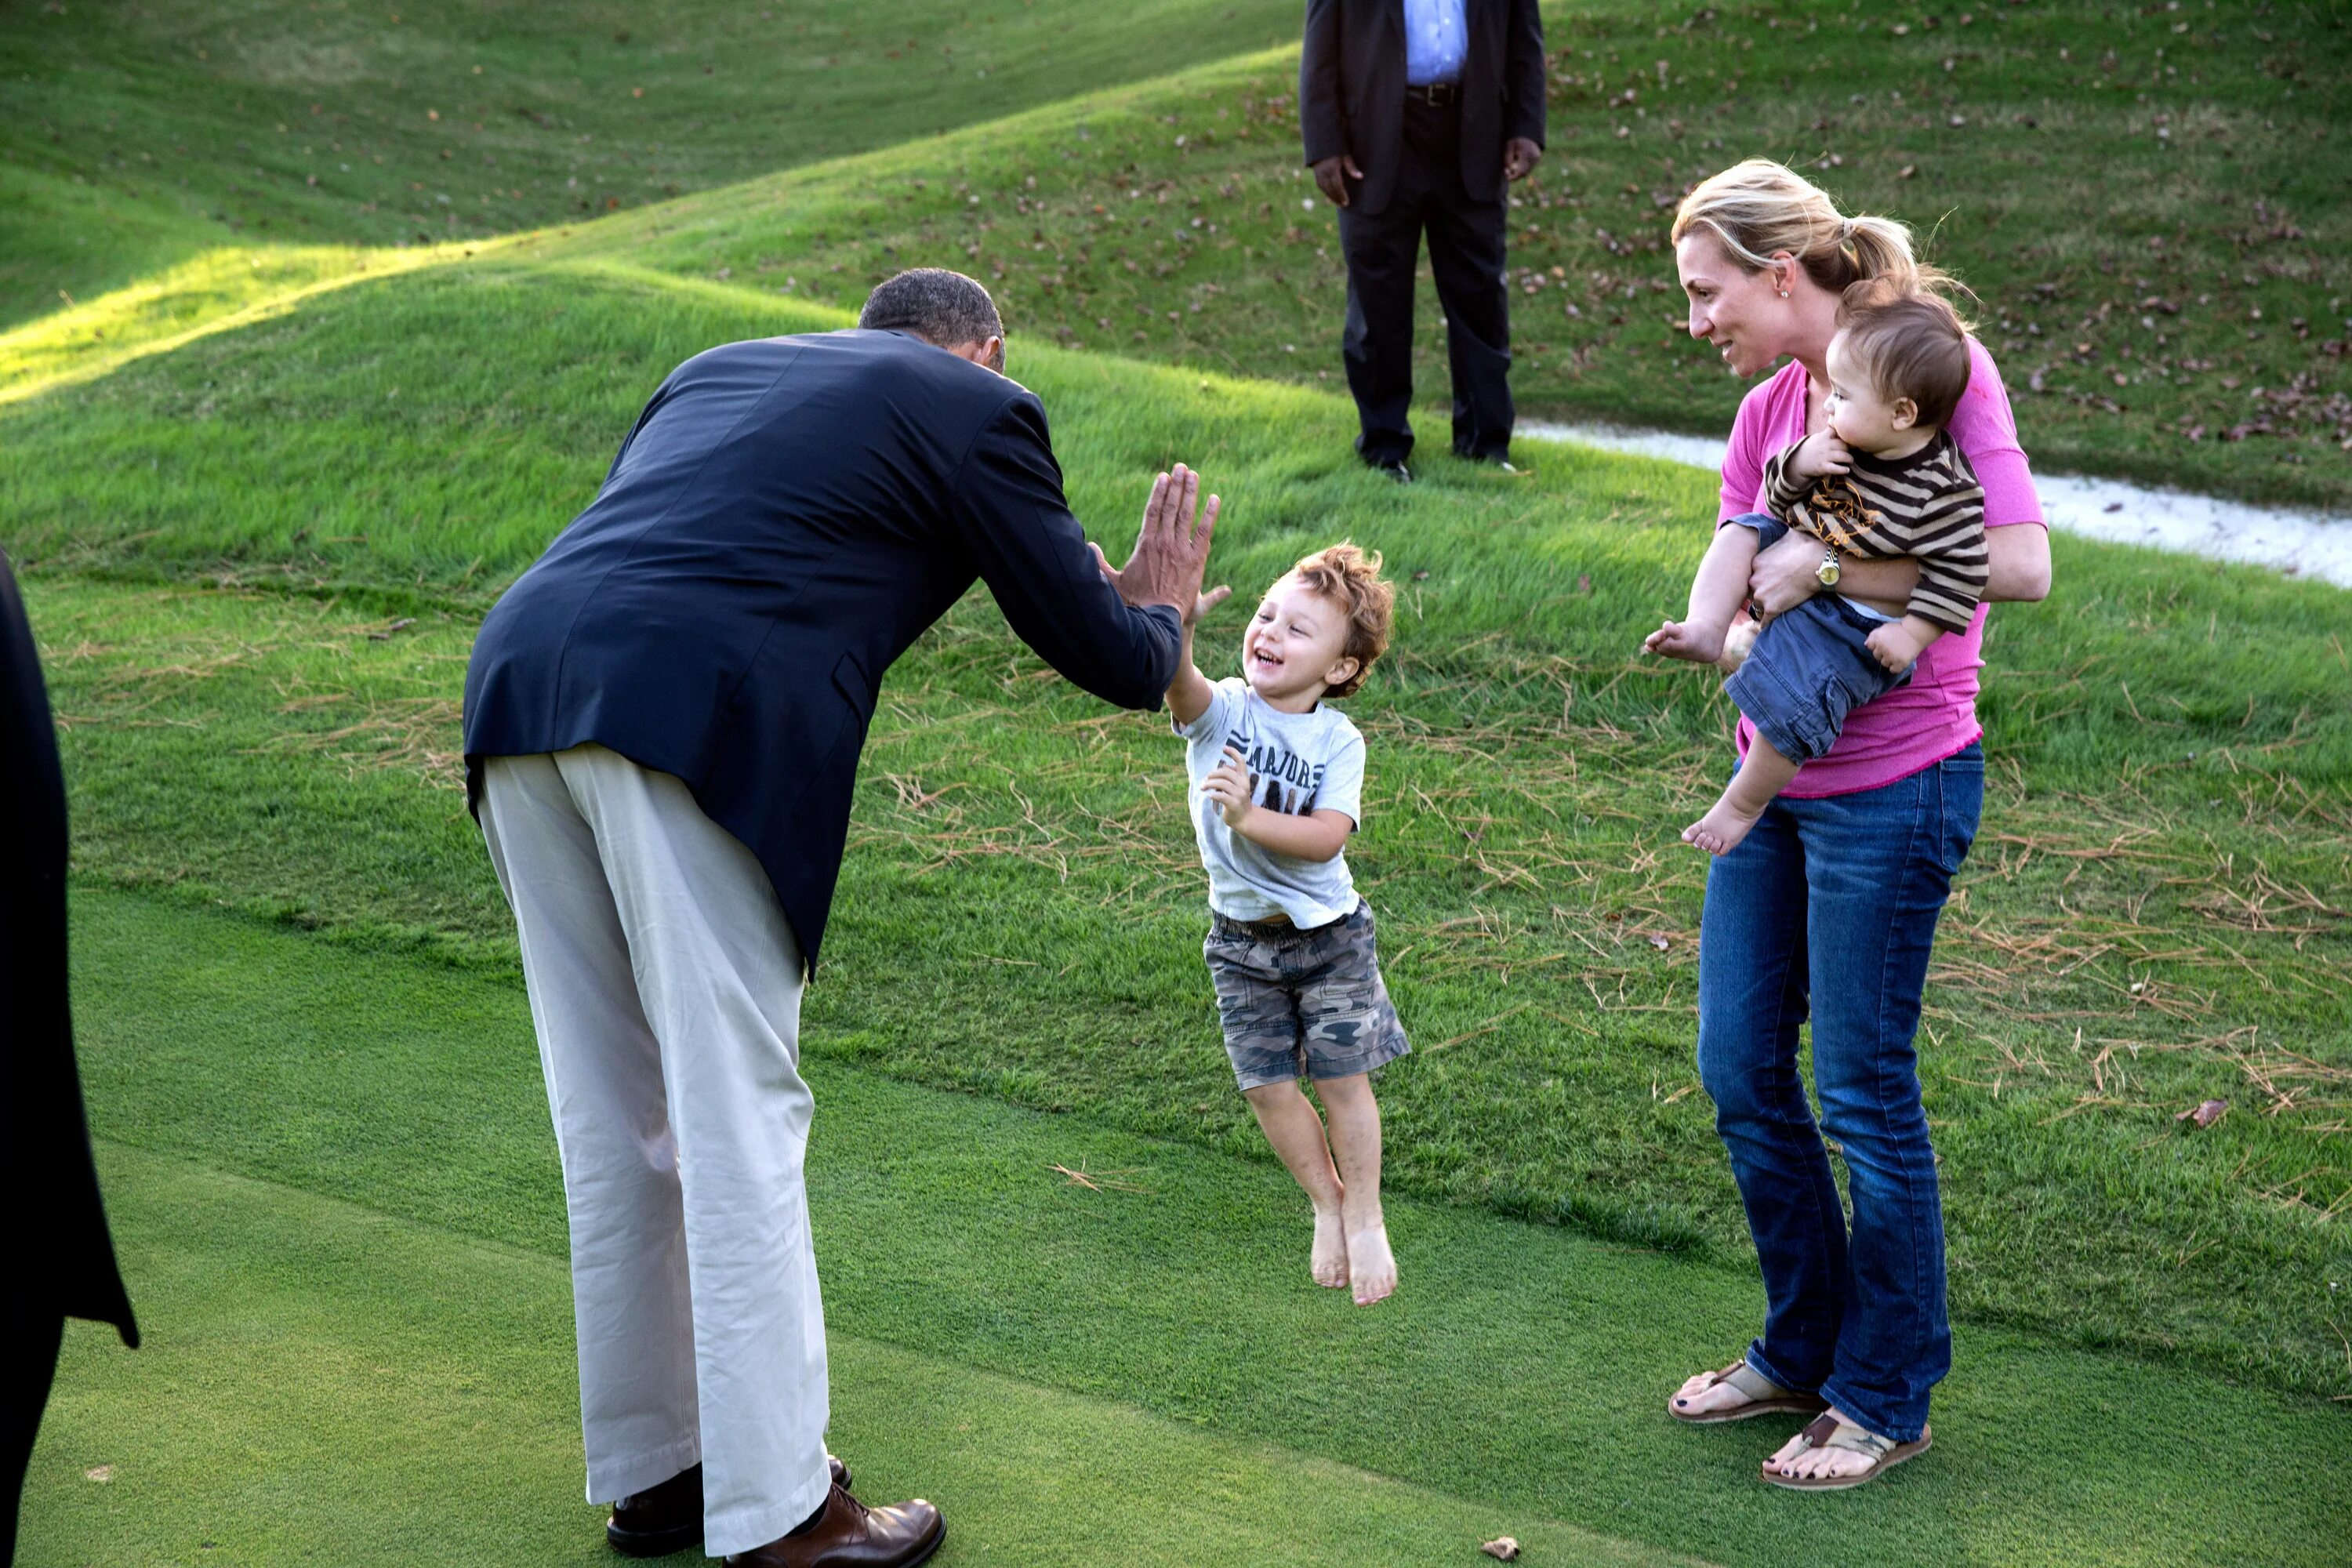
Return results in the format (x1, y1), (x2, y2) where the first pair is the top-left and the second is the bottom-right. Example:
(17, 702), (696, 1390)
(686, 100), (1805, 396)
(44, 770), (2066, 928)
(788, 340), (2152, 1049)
(1242, 574), (1358, 710)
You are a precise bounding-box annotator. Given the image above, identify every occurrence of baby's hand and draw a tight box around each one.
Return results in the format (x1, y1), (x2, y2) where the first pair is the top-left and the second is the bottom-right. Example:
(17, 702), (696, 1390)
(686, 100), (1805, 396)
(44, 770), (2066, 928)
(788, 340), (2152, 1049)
(1864, 622), (1924, 673)
(1789, 432), (1853, 482)
(1201, 745), (1256, 827)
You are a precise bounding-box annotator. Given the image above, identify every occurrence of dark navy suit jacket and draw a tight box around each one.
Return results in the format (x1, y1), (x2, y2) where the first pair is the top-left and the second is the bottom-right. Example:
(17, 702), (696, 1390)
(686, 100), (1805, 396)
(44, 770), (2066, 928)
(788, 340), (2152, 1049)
(1299, 0), (1547, 217)
(463, 329), (1181, 969)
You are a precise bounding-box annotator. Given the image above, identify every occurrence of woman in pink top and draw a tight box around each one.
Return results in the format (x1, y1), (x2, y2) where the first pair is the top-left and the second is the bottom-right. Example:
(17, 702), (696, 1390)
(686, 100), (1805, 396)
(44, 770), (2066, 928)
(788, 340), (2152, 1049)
(1656, 162), (2051, 1488)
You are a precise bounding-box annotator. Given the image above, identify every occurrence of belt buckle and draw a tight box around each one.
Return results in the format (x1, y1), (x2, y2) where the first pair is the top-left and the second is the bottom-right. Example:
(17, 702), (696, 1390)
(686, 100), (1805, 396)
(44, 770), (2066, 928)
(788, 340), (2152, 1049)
(1427, 81), (1454, 108)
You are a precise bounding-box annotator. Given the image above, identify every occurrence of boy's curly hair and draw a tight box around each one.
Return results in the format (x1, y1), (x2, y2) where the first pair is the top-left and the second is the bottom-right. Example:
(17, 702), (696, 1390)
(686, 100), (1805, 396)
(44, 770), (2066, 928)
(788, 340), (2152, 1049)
(1289, 542), (1393, 699)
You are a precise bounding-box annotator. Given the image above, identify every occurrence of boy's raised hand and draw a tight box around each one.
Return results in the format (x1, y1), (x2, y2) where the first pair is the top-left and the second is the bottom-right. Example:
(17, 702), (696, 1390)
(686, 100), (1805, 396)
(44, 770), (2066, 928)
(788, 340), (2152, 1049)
(1201, 744), (1256, 827)
(1188, 584), (1233, 627)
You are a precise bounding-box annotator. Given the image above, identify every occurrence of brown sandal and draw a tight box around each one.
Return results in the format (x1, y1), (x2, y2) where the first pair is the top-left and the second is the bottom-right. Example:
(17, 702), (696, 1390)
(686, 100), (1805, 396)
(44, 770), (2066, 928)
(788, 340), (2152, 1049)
(1760, 1412), (1933, 1490)
(1668, 1359), (1831, 1425)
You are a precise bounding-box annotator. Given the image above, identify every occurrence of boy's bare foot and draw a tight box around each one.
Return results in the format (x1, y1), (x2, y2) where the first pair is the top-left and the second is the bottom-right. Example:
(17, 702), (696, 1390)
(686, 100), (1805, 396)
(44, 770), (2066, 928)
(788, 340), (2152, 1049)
(1643, 618), (1726, 665)
(1344, 1220), (1396, 1306)
(1311, 1204), (1351, 1289)
(1684, 793), (1766, 856)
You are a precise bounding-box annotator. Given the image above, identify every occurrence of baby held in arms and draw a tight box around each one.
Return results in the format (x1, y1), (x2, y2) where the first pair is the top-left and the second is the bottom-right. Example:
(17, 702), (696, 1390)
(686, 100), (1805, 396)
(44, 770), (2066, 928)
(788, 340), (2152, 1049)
(1647, 281), (1989, 855)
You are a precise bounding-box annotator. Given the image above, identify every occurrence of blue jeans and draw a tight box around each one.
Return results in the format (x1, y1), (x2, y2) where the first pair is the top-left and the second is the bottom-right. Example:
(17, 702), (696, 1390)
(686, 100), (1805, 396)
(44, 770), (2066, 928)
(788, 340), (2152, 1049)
(1695, 742), (1984, 1442)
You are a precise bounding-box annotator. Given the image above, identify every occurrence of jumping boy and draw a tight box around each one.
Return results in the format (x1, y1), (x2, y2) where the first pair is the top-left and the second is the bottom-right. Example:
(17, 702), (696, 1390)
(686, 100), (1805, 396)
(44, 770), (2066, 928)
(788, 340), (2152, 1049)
(1167, 543), (1408, 1305)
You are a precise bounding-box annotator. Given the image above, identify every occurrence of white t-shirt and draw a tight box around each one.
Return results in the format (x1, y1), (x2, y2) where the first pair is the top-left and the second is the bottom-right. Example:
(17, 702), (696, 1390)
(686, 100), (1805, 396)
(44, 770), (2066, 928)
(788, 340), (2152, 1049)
(1175, 677), (1367, 928)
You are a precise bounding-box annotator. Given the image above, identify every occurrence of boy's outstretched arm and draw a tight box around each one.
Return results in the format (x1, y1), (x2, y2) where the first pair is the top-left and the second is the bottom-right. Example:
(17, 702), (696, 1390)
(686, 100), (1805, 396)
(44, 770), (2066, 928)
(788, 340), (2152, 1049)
(1165, 586), (1232, 729)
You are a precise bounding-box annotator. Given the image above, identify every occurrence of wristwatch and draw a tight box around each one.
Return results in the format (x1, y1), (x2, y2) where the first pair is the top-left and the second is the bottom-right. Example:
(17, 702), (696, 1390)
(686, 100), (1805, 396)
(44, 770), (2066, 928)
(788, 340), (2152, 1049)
(1816, 548), (1842, 590)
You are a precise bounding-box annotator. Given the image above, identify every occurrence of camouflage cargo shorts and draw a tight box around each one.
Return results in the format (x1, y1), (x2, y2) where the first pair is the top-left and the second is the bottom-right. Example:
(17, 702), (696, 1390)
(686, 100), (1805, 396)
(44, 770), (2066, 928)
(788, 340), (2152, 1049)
(1203, 899), (1410, 1091)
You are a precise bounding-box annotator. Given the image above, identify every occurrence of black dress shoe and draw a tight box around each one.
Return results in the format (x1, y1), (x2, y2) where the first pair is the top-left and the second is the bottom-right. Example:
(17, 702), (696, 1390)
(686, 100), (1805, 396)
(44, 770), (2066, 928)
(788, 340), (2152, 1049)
(608, 1457), (852, 1557)
(724, 1483), (943, 1567)
(1371, 459), (1413, 484)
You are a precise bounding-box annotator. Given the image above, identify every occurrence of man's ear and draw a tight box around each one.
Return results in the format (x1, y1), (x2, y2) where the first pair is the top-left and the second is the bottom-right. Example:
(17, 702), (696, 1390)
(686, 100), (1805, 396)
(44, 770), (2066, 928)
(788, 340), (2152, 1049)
(1889, 395), (1919, 431)
(946, 336), (1005, 375)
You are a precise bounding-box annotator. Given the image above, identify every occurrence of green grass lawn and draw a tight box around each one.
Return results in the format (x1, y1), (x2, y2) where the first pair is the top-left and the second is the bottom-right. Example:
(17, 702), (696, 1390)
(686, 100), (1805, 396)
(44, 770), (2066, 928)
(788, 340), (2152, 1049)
(6, 256), (2346, 1403)
(28, 891), (2347, 1566)
(7, 5), (2349, 1560)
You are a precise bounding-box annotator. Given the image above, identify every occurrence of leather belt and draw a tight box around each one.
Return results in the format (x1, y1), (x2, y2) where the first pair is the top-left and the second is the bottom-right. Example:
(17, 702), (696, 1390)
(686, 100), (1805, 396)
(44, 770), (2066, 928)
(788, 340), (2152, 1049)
(1404, 81), (1458, 108)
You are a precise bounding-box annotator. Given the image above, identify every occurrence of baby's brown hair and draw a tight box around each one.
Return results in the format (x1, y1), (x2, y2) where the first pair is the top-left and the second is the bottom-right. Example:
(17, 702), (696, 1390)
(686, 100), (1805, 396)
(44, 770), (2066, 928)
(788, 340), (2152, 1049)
(1834, 278), (1973, 429)
(1288, 542), (1393, 699)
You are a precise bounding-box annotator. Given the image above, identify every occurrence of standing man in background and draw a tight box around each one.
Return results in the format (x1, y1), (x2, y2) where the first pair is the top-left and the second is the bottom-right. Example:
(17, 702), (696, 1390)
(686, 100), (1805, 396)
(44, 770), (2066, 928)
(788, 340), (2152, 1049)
(1301, 0), (1547, 481)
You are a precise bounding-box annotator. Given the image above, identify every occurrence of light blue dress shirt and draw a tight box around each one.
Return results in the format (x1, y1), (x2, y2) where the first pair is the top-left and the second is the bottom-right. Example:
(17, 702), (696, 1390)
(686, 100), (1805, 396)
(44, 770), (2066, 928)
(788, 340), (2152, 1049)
(1403, 0), (1468, 87)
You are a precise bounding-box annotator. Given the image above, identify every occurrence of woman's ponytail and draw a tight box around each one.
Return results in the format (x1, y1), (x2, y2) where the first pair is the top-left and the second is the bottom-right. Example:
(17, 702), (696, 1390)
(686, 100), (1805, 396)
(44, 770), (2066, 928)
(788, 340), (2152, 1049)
(1673, 160), (1970, 320)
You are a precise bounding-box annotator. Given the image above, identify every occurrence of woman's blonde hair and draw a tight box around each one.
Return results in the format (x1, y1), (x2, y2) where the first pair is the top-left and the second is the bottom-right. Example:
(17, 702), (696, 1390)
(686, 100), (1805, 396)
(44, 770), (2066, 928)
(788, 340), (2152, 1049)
(1671, 159), (1971, 325)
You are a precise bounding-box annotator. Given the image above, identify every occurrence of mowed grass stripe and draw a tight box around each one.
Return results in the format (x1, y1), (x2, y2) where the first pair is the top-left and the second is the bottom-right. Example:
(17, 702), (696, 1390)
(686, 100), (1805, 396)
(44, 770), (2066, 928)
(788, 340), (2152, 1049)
(53, 888), (2352, 1566)
(27, 1145), (1686, 1568)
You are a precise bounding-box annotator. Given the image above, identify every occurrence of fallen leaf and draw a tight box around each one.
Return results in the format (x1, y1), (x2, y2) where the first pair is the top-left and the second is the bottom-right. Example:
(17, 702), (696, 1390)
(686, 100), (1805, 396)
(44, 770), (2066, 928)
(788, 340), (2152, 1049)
(1481, 1538), (1521, 1562)
(85, 1465), (114, 1483)
(1648, 933), (1671, 952)
(2176, 1098), (2228, 1129)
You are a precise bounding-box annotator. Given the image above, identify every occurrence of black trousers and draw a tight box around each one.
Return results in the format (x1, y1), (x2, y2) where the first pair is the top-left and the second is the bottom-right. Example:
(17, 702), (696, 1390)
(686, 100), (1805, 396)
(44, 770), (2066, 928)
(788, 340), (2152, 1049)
(2, 1308), (64, 1565)
(1336, 96), (1513, 465)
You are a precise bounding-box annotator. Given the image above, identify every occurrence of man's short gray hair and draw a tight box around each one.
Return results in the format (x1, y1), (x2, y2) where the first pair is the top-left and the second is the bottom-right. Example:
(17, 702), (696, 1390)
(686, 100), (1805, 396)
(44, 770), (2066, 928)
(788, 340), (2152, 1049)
(858, 268), (1004, 347)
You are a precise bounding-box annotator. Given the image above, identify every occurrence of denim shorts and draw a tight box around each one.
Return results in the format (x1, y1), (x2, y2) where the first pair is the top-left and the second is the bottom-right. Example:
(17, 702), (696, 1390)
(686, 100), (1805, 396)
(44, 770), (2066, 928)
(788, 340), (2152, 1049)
(1719, 515), (1910, 764)
(1203, 899), (1410, 1091)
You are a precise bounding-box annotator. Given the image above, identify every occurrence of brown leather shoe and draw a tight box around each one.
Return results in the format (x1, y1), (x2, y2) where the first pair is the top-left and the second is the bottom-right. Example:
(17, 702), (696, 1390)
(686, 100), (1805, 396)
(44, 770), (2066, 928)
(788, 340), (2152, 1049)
(608, 1457), (851, 1557)
(722, 1483), (943, 1567)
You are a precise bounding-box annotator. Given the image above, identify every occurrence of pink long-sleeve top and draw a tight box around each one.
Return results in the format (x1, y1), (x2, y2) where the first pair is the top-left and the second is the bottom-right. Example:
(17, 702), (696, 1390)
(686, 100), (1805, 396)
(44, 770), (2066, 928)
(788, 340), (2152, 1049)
(1718, 336), (2044, 797)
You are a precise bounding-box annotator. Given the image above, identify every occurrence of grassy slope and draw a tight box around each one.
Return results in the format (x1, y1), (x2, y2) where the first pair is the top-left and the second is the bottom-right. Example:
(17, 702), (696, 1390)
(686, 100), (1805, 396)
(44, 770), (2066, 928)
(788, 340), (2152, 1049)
(36, 892), (2348, 1567)
(8, 262), (2347, 1399)
(0, 0), (1301, 324)
(3, 2), (2347, 504)
(547, 0), (2352, 509)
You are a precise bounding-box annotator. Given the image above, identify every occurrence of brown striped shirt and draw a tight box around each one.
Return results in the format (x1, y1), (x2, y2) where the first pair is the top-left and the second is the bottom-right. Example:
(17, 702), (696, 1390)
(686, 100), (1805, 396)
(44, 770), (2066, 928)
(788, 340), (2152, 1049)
(1763, 430), (1989, 636)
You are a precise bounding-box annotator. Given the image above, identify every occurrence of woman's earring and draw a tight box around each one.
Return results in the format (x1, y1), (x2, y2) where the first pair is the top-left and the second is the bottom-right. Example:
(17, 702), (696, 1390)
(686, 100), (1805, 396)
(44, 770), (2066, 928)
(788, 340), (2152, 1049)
(1778, 289), (1791, 299)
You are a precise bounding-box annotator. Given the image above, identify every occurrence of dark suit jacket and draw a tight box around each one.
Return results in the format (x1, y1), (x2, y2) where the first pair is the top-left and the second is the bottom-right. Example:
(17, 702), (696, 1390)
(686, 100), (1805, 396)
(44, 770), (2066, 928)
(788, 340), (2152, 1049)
(1299, 0), (1547, 217)
(463, 330), (1181, 971)
(0, 550), (138, 1346)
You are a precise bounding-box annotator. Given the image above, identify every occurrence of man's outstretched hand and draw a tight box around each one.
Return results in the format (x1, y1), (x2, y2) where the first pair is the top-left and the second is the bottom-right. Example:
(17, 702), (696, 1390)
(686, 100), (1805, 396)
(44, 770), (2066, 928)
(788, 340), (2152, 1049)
(1087, 463), (1223, 616)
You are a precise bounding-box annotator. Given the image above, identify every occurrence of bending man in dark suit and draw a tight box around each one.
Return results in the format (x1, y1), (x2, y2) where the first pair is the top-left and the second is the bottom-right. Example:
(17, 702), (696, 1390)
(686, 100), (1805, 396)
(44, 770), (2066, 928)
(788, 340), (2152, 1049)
(463, 269), (1218, 1568)
(1301, 0), (1546, 479)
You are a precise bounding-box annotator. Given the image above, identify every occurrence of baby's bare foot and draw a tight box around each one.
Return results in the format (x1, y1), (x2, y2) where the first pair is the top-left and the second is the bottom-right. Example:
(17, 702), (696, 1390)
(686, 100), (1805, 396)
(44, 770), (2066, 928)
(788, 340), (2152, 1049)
(1718, 619), (1759, 672)
(1644, 618), (1726, 665)
(1684, 793), (1766, 857)
(1311, 1205), (1350, 1289)
(1344, 1220), (1396, 1306)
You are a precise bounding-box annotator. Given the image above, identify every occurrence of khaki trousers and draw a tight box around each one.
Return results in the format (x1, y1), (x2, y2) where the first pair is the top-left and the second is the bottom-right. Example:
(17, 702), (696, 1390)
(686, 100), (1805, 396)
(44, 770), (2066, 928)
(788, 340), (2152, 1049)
(479, 745), (829, 1555)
